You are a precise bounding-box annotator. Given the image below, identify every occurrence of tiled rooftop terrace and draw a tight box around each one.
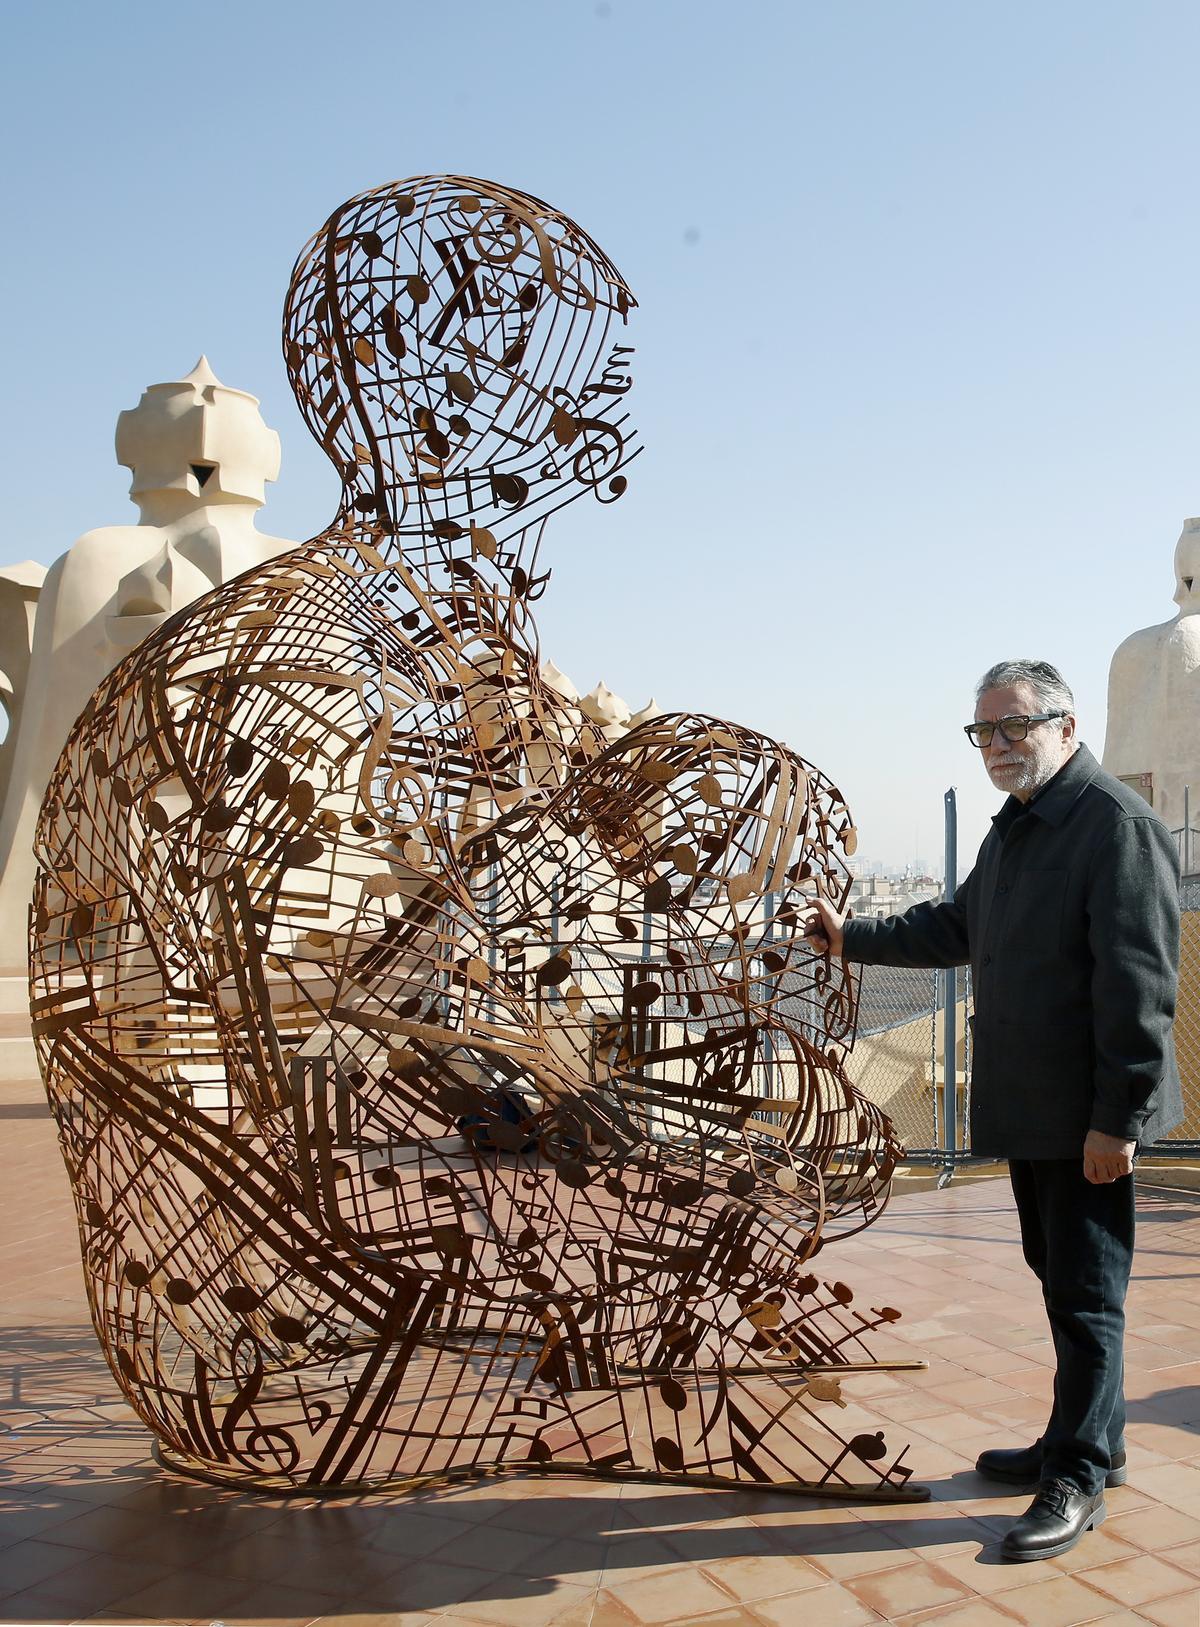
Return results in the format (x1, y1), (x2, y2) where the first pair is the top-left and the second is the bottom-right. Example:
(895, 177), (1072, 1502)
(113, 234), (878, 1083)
(4, 1065), (1200, 1627)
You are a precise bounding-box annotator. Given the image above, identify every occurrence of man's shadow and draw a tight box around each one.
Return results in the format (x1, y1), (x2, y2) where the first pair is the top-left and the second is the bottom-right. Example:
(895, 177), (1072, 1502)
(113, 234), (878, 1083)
(1128, 1386), (1200, 1429)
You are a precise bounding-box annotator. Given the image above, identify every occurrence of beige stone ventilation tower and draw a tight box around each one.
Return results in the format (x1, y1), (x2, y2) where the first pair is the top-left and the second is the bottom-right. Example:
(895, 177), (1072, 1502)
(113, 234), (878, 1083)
(1103, 517), (1200, 861)
(0, 358), (296, 1000)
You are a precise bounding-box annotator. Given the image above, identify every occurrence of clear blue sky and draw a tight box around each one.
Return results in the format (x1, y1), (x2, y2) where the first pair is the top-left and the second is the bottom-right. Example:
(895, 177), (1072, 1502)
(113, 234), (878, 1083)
(3, 0), (1197, 873)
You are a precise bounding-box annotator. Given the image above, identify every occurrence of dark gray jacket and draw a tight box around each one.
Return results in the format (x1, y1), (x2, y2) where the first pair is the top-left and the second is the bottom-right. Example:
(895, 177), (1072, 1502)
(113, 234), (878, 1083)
(842, 745), (1182, 1159)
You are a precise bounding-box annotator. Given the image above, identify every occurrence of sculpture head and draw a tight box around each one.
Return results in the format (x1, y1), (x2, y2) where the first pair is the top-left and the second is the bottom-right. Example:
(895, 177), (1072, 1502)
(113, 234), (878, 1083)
(282, 176), (639, 578)
(1174, 519), (1200, 611)
(115, 357), (282, 516)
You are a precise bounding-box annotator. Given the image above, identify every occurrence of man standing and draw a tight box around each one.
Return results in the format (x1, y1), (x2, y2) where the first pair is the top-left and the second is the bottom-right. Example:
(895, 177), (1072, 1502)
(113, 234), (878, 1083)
(805, 659), (1181, 1562)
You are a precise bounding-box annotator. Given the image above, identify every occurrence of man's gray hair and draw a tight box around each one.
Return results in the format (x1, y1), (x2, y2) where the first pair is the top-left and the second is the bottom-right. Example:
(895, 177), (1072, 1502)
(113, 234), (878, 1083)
(975, 659), (1075, 715)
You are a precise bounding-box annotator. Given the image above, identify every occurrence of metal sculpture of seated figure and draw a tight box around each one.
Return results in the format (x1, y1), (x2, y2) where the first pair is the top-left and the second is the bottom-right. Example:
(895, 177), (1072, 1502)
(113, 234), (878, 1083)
(31, 175), (926, 1499)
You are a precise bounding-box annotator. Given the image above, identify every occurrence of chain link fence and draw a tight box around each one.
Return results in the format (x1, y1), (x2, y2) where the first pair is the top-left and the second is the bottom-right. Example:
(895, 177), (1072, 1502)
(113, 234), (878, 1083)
(844, 965), (939, 1156)
(1163, 880), (1200, 1148)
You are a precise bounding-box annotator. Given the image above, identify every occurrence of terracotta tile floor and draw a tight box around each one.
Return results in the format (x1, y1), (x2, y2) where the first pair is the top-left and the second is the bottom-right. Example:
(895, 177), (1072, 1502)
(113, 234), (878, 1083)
(4, 1069), (1200, 1626)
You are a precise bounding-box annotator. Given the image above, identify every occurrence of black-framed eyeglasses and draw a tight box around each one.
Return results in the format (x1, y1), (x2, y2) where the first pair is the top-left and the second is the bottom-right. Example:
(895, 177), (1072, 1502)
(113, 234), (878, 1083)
(963, 711), (1068, 748)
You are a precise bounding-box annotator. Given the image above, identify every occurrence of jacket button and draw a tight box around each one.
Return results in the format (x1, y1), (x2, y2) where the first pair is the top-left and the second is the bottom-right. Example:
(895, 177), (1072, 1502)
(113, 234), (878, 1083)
(998, 882), (1009, 894)
(982, 953), (992, 966)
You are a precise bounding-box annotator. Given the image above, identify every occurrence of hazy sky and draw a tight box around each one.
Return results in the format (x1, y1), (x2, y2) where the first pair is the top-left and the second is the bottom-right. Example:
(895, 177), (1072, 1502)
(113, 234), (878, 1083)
(2, 0), (1196, 873)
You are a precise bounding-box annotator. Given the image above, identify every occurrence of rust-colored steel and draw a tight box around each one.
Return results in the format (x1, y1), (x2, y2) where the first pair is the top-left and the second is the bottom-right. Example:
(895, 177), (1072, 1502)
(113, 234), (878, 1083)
(31, 176), (924, 1499)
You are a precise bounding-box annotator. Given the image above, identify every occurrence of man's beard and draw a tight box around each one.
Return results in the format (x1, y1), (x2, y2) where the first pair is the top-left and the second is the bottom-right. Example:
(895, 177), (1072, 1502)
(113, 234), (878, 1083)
(987, 735), (1061, 796)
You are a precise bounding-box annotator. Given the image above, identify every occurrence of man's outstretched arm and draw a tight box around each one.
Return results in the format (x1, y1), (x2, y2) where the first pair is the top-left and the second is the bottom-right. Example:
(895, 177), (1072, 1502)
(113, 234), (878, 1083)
(804, 871), (973, 969)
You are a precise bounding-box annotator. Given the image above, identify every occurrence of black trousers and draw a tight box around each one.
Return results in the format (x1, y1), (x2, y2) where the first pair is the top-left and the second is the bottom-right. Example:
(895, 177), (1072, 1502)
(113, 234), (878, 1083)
(1008, 1158), (1135, 1497)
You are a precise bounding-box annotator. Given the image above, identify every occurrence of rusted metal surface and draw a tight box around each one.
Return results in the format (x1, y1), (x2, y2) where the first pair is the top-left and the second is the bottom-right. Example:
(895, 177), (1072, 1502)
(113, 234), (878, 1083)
(30, 176), (922, 1499)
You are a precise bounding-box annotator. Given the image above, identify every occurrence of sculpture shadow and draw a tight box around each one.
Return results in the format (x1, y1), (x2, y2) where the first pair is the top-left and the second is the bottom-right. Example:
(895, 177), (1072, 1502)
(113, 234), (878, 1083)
(0, 1323), (120, 1417)
(0, 1472), (997, 1621)
(0, 1329), (1007, 1618)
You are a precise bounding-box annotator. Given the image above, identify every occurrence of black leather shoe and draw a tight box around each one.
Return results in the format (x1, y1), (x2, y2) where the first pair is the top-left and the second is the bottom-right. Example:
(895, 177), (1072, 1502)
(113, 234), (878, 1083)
(976, 1443), (1127, 1489)
(1001, 1479), (1106, 1562)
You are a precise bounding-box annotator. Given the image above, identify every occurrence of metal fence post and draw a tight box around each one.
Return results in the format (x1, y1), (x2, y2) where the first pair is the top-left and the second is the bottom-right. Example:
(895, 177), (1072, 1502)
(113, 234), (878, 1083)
(1186, 784), (1192, 877)
(938, 788), (958, 1186)
(762, 889), (776, 1100)
(548, 876), (561, 1005)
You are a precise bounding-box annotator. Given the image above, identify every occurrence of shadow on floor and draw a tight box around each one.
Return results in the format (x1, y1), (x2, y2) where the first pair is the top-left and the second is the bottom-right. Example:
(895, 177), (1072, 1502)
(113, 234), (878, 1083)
(1128, 1385), (1200, 1430)
(0, 1469), (1008, 1621)
(0, 1325), (116, 1419)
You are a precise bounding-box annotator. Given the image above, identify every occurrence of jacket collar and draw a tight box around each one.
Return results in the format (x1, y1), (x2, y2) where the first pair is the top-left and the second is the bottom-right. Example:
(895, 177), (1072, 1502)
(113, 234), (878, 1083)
(992, 742), (1099, 832)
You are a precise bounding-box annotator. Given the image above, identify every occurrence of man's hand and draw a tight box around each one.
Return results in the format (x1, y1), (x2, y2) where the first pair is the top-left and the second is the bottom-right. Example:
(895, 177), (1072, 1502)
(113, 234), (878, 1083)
(802, 897), (848, 958)
(1083, 1129), (1136, 1184)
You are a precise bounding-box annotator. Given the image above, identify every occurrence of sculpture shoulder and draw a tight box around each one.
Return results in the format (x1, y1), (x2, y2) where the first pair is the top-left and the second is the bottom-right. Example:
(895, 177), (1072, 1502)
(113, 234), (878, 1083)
(1109, 616), (1174, 672)
(1163, 612), (1200, 666)
(250, 532), (302, 562)
(52, 524), (169, 596)
(1103, 621), (1173, 772)
(61, 522), (161, 560)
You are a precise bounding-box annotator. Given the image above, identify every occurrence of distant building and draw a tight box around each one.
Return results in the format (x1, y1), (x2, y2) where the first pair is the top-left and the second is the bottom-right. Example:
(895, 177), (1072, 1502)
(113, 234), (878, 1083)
(848, 872), (942, 920)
